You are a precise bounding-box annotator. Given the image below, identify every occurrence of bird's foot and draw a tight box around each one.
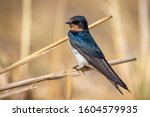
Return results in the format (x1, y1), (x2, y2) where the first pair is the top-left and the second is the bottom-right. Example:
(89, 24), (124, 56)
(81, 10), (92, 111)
(73, 65), (90, 74)
(72, 65), (80, 72)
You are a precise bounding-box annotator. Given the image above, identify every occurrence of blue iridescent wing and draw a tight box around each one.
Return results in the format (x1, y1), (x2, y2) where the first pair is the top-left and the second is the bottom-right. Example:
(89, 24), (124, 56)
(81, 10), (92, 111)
(68, 30), (130, 94)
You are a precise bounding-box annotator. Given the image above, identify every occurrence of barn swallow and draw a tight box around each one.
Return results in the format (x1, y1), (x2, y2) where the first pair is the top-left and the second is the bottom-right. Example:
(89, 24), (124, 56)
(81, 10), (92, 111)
(66, 16), (130, 95)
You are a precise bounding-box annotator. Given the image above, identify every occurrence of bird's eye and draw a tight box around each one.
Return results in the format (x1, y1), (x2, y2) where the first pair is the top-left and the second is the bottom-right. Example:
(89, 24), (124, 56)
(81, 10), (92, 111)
(72, 20), (80, 24)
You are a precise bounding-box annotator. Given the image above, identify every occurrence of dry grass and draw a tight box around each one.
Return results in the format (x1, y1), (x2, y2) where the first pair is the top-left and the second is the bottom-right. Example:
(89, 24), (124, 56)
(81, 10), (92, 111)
(0, 57), (136, 99)
(0, 0), (149, 99)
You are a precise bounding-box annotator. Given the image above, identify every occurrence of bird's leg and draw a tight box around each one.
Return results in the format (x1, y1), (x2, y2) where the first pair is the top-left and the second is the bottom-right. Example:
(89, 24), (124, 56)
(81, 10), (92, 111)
(73, 64), (90, 74)
(72, 65), (80, 72)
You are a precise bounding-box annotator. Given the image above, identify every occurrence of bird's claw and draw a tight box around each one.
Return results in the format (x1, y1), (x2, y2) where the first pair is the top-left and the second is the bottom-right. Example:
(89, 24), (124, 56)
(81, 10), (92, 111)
(72, 65), (80, 72)
(73, 65), (90, 74)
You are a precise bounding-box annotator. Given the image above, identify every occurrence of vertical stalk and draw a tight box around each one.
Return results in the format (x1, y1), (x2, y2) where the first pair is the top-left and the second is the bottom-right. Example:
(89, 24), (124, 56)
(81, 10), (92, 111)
(138, 0), (150, 98)
(11, 0), (32, 99)
(47, 0), (69, 99)
(19, 0), (31, 80)
(108, 0), (133, 98)
(21, 0), (31, 60)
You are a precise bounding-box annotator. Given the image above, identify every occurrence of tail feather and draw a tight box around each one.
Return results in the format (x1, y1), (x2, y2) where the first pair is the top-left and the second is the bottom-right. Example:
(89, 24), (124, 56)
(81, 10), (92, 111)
(89, 57), (130, 94)
(108, 79), (123, 95)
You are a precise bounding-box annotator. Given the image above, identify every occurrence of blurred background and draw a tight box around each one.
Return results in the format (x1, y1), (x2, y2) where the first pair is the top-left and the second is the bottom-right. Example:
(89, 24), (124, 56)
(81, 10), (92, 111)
(0, 0), (149, 100)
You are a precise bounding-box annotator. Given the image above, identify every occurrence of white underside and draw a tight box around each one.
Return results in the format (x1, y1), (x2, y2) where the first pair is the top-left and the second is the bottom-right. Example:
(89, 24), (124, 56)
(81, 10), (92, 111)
(71, 47), (89, 66)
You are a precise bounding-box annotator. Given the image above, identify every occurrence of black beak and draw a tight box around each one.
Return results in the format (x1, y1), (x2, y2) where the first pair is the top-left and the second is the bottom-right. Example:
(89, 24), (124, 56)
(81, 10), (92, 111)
(65, 21), (72, 24)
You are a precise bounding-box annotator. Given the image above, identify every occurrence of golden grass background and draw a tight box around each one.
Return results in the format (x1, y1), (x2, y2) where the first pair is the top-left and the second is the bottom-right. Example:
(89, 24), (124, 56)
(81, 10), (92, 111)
(0, 0), (149, 99)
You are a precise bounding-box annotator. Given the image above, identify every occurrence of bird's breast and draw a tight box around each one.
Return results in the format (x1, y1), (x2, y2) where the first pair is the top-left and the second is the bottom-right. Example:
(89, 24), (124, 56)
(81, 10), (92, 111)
(71, 47), (89, 66)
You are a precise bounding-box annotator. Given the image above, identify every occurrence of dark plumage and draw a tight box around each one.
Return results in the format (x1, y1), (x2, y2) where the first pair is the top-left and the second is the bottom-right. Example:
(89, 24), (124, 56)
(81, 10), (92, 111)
(66, 16), (130, 95)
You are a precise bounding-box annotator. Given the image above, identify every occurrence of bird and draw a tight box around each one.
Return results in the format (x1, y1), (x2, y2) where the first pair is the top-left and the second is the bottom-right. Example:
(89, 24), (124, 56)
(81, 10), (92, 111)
(65, 15), (130, 95)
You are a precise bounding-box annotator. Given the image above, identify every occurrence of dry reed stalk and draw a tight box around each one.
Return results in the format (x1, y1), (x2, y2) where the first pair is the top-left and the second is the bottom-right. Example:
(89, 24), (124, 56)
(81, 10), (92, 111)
(109, 57), (136, 66)
(21, 0), (31, 59)
(0, 84), (36, 99)
(0, 57), (136, 92)
(48, 0), (68, 99)
(9, 0), (32, 100)
(0, 70), (79, 92)
(65, 75), (72, 100)
(139, 0), (149, 60)
(14, 0), (32, 81)
(108, 1), (133, 98)
(0, 16), (112, 75)
(138, 0), (150, 98)
(108, 1), (129, 57)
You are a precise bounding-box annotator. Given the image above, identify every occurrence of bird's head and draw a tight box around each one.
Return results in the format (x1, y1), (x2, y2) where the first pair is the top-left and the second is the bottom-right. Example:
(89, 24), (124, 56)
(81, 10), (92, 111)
(65, 16), (88, 31)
